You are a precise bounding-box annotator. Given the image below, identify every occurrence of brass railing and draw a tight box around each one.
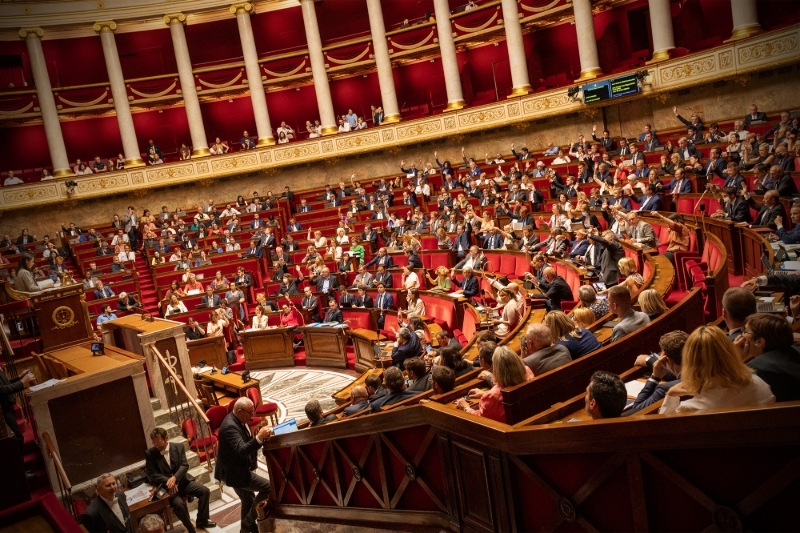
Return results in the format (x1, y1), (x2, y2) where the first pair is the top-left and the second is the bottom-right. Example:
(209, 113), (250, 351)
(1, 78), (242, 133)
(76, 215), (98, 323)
(147, 343), (216, 473)
(42, 431), (77, 520)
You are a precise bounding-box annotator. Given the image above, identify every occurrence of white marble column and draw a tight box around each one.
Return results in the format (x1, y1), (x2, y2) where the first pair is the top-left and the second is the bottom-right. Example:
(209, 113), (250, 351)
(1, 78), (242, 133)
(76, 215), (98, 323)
(365, 0), (401, 123)
(230, 3), (275, 146)
(647, 0), (675, 62)
(432, 0), (465, 110)
(501, 0), (531, 96)
(164, 13), (209, 156)
(19, 28), (72, 177)
(572, 0), (603, 82)
(94, 21), (145, 168)
(729, 0), (762, 41)
(299, 0), (337, 136)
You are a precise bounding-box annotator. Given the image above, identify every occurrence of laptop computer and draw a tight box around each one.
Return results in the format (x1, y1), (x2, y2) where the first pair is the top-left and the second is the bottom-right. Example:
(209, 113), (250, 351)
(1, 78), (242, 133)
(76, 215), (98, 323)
(273, 418), (298, 435)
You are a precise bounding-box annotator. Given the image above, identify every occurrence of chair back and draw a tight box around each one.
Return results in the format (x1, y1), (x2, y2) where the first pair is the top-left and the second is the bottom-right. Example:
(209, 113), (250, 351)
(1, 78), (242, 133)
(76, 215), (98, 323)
(31, 352), (51, 380)
(205, 405), (227, 431)
(181, 418), (198, 442)
(201, 383), (220, 406)
(246, 386), (262, 409)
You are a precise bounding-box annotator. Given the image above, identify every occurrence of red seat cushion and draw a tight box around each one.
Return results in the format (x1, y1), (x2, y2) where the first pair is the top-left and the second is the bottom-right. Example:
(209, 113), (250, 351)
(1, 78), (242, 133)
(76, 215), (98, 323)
(190, 435), (218, 449)
(255, 402), (278, 414)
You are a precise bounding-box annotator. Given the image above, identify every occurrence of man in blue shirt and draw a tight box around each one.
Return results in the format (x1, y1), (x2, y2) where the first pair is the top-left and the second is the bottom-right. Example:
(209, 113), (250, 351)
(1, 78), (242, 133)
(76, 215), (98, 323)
(96, 304), (118, 327)
(775, 206), (800, 244)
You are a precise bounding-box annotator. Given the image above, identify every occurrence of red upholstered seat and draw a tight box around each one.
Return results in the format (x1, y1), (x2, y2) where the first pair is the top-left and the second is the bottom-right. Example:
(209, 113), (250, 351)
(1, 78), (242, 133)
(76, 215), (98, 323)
(225, 396), (262, 428)
(498, 254), (517, 276)
(206, 405), (227, 437)
(247, 385), (279, 425)
(425, 251), (451, 270)
(190, 435), (217, 449)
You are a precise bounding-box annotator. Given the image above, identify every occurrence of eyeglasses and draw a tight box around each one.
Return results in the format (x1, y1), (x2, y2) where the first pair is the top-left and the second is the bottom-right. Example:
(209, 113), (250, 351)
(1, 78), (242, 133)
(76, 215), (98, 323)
(741, 330), (754, 337)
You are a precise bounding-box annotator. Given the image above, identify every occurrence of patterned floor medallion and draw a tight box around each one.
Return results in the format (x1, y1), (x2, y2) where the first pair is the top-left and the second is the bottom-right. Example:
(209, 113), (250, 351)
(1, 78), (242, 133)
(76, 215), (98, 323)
(250, 368), (355, 424)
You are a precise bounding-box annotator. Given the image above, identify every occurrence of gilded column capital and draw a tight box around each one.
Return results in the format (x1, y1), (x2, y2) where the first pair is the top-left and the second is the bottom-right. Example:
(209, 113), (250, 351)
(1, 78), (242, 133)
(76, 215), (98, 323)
(163, 12), (187, 26)
(229, 2), (255, 15)
(93, 21), (118, 33)
(18, 27), (44, 40)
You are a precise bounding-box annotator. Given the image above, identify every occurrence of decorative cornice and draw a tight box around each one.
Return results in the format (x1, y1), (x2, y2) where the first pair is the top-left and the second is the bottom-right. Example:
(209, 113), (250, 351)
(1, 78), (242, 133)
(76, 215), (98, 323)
(92, 20), (117, 33)
(163, 12), (186, 26)
(229, 2), (255, 15)
(1, 23), (798, 212)
(18, 26), (44, 39)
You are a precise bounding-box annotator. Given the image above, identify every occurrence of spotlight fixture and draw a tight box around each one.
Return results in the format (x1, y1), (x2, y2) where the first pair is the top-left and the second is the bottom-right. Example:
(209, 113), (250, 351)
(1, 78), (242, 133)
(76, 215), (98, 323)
(65, 180), (77, 194)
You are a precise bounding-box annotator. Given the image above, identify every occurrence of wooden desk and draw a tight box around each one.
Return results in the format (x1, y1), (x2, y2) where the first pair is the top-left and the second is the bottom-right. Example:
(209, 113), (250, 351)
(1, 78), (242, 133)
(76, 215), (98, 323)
(47, 343), (143, 375)
(127, 487), (174, 532)
(242, 327), (295, 370)
(348, 328), (387, 373)
(332, 367), (383, 405)
(186, 335), (227, 368)
(299, 326), (349, 368)
(198, 369), (259, 397)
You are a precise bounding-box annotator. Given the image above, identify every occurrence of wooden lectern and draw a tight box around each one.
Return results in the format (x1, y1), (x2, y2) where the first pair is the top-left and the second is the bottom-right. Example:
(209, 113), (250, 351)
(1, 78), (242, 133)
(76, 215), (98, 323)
(100, 315), (196, 411)
(29, 285), (94, 351)
(299, 326), (349, 368)
(186, 336), (227, 368)
(349, 328), (387, 373)
(242, 328), (295, 369)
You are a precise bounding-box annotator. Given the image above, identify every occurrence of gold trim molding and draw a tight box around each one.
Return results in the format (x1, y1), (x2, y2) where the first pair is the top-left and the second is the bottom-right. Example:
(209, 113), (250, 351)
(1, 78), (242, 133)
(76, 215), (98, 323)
(1, 24), (799, 213)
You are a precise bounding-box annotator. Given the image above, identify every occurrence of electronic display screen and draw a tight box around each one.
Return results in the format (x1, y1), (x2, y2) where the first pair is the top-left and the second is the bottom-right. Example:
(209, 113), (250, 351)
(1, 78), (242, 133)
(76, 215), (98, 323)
(610, 73), (640, 98)
(582, 80), (611, 103)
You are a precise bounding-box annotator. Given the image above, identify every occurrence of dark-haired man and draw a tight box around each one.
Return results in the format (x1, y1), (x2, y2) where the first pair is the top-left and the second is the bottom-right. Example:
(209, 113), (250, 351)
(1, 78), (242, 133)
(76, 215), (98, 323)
(404, 357), (431, 393)
(739, 313), (800, 402)
(144, 427), (214, 533)
(369, 367), (418, 412)
(626, 331), (688, 416)
(584, 371), (627, 419)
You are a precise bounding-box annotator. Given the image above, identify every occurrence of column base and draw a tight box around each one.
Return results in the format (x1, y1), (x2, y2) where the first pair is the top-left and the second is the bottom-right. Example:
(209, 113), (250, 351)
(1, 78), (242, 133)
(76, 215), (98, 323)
(575, 68), (603, 83)
(726, 24), (762, 42)
(382, 113), (401, 124)
(508, 85), (532, 98)
(124, 158), (146, 169)
(52, 168), (74, 178)
(444, 100), (465, 112)
(321, 126), (339, 136)
(191, 147), (211, 157)
(646, 48), (673, 64)
(257, 137), (276, 147)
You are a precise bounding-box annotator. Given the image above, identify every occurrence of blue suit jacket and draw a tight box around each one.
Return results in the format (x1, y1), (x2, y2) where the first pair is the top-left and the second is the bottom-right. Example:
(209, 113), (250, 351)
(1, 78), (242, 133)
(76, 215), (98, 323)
(374, 292), (394, 310)
(638, 195), (663, 212)
(777, 225), (800, 245)
(664, 178), (692, 194)
(452, 275), (479, 298)
(569, 239), (589, 258)
(624, 378), (680, 416)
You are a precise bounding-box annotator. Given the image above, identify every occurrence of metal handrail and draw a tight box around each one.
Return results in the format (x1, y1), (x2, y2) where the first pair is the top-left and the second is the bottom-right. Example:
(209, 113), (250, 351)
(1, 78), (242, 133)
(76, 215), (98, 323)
(147, 343), (215, 472)
(42, 431), (77, 519)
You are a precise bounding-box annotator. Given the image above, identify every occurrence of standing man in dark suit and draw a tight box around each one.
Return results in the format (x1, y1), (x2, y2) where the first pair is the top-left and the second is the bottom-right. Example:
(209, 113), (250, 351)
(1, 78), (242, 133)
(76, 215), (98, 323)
(374, 282), (394, 328)
(80, 473), (132, 533)
(144, 427), (214, 533)
(215, 397), (272, 533)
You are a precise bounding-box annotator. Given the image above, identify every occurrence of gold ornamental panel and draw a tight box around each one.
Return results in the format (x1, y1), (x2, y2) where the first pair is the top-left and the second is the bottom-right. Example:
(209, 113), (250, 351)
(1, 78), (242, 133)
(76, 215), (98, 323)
(737, 33), (799, 66)
(51, 305), (77, 330)
(210, 153), (259, 173)
(396, 119), (442, 140)
(335, 132), (380, 151)
(146, 164), (195, 182)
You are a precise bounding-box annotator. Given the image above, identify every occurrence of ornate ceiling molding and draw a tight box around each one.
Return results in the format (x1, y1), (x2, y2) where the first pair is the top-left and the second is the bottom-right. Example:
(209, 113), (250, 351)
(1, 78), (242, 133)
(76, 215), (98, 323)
(0, 0), (299, 38)
(2, 24), (798, 213)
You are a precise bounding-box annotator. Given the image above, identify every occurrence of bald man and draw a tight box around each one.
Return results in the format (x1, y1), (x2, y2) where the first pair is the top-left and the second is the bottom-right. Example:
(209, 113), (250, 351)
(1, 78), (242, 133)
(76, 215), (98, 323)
(342, 385), (370, 416)
(536, 267), (574, 312)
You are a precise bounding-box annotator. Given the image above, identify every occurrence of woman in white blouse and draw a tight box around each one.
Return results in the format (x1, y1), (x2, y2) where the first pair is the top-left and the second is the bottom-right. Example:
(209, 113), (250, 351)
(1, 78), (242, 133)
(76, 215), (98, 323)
(401, 265), (419, 290)
(308, 229), (328, 250)
(659, 326), (774, 414)
(165, 294), (188, 316)
(206, 309), (229, 338)
(250, 305), (269, 330)
(335, 228), (349, 246)
(540, 204), (570, 232)
(552, 149), (571, 165)
(493, 289), (520, 338)
(403, 288), (426, 320)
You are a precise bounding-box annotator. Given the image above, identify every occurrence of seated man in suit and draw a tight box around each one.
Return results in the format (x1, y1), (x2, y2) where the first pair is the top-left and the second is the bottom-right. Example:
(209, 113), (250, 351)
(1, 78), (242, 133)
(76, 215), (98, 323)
(742, 313), (800, 402)
(93, 280), (115, 300)
(625, 331), (686, 416)
(743, 103), (768, 125)
(405, 357), (432, 393)
(746, 189), (786, 229)
(536, 267), (574, 312)
(301, 286), (321, 322)
(201, 286), (221, 307)
(609, 284), (650, 342)
(144, 427), (214, 533)
(322, 298), (344, 324)
(80, 473), (132, 533)
(775, 206), (800, 245)
(430, 365), (456, 395)
(521, 323), (571, 376)
(342, 385), (370, 417)
(366, 247), (394, 269)
(116, 292), (140, 312)
(305, 399), (337, 426)
(584, 371), (627, 420)
(354, 286), (374, 308)
(370, 366), (420, 412)
(390, 327), (422, 368)
(712, 186), (752, 224)
(625, 211), (660, 249)
(450, 266), (480, 299)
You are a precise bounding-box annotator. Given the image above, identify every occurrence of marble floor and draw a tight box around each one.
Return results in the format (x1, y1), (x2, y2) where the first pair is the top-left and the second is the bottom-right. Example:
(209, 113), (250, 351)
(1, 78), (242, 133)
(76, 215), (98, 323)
(179, 368), (359, 533)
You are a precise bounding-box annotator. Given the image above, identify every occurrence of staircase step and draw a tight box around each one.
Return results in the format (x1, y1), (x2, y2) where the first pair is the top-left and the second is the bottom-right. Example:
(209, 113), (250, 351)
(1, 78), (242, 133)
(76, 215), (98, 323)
(188, 465), (211, 485)
(150, 397), (162, 411)
(153, 408), (172, 426)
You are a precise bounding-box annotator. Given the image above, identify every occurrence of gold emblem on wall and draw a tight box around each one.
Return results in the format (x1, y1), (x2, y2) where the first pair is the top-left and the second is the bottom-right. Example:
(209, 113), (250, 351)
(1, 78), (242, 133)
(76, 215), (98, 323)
(52, 306), (77, 330)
